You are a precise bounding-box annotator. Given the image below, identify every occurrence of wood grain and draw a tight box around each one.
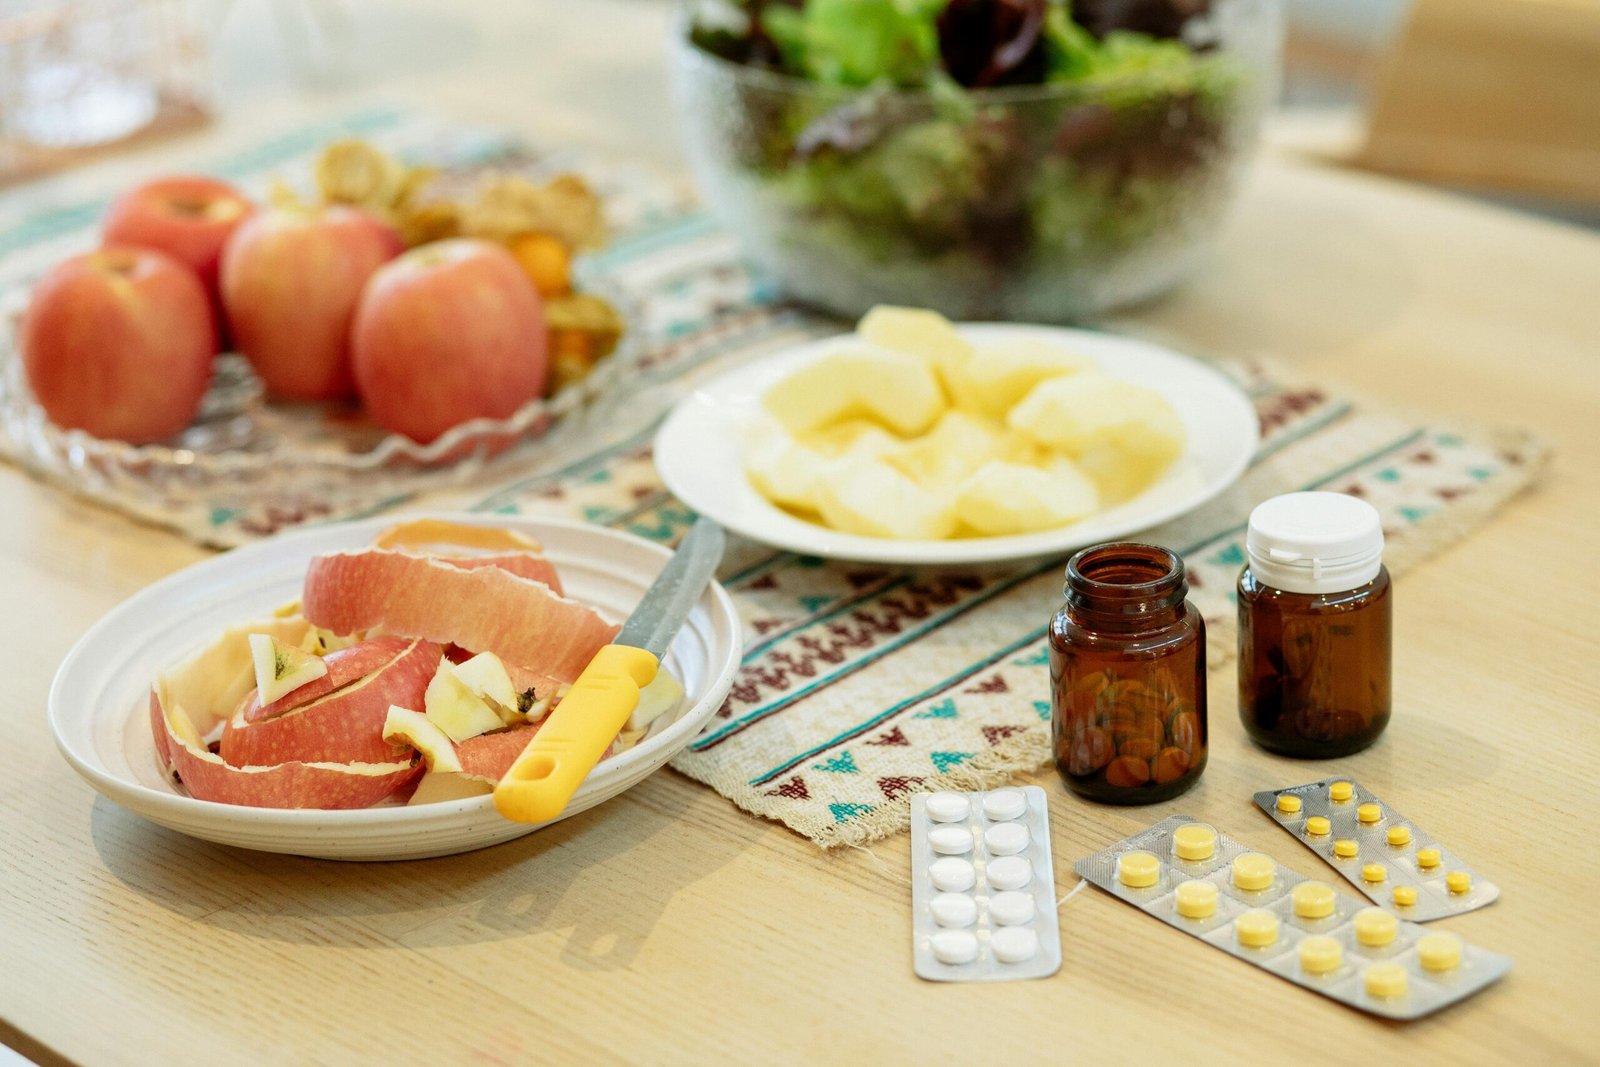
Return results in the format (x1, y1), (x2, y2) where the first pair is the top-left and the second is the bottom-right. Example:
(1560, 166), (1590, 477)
(3, 4), (1600, 1063)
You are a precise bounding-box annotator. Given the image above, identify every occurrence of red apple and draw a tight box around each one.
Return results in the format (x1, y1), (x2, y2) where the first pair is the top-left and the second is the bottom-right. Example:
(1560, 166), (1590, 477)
(220, 205), (402, 401)
(102, 175), (254, 301)
(20, 246), (215, 443)
(351, 238), (548, 443)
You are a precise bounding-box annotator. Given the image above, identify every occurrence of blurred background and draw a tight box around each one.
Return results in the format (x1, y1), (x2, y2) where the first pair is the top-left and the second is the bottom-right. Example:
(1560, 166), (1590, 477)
(2, 0), (1597, 228)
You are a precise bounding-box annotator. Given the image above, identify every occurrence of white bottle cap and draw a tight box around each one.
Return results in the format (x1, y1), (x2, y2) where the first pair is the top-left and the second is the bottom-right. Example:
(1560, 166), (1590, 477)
(1246, 492), (1384, 595)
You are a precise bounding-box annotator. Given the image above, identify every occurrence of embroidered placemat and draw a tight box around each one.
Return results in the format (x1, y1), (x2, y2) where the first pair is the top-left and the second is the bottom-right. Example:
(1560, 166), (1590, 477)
(463, 292), (1545, 846)
(0, 110), (1547, 847)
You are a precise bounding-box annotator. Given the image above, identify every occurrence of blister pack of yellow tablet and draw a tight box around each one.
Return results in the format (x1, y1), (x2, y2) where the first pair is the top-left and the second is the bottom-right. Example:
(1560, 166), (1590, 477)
(1255, 779), (1499, 921)
(1073, 815), (1510, 1020)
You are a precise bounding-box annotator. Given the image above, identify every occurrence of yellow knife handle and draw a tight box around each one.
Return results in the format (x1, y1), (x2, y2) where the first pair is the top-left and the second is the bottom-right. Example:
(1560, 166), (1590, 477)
(494, 644), (659, 824)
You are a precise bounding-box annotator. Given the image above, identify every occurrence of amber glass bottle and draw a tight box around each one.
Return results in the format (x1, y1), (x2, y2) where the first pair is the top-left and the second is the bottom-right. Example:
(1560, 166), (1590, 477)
(1050, 542), (1207, 804)
(1238, 492), (1392, 758)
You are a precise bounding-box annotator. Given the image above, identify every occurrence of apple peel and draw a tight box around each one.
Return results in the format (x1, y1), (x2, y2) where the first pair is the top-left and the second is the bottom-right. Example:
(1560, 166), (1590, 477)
(219, 636), (440, 767)
(302, 550), (617, 683)
(373, 518), (543, 554)
(247, 633), (417, 723)
(455, 725), (542, 783)
(151, 690), (419, 808)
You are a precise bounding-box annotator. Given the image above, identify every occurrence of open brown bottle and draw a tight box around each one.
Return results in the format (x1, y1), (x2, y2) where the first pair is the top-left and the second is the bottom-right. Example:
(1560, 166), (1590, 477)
(1049, 542), (1207, 804)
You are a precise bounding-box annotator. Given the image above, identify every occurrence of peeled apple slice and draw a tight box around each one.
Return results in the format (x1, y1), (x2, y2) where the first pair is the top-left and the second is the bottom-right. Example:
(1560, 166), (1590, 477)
(965, 338), (1095, 416)
(746, 418), (902, 514)
(382, 705), (463, 773)
(886, 410), (1006, 490)
(814, 457), (958, 540)
(248, 634), (328, 706)
(504, 661), (565, 724)
(1075, 442), (1173, 505)
(762, 346), (945, 437)
(955, 458), (1102, 535)
(407, 770), (494, 805)
(299, 625), (359, 656)
(857, 305), (978, 406)
(1007, 373), (1185, 463)
(800, 419), (900, 460)
(302, 550), (618, 683)
(744, 425), (833, 513)
(450, 651), (520, 716)
(627, 668), (684, 734)
(424, 658), (506, 743)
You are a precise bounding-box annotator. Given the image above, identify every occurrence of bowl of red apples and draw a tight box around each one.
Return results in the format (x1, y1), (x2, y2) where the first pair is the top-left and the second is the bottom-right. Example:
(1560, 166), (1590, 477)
(1, 141), (633, 540)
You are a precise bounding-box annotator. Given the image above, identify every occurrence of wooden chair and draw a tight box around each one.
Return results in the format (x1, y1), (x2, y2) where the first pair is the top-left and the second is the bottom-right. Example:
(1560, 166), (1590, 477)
(1357, 0), (1600, 205)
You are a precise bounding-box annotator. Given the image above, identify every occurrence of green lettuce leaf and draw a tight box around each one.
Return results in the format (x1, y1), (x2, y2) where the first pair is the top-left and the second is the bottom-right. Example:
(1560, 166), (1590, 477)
(764, 0), (947, 87)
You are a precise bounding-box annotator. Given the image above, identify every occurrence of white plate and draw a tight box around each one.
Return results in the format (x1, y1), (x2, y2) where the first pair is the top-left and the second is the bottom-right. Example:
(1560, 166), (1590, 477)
(655, 324), (1258, 565)
(49, 515), (742, 861)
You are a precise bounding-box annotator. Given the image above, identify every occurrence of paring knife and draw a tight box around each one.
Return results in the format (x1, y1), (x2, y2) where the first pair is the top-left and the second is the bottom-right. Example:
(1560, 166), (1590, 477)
(494, 518), (726, 824)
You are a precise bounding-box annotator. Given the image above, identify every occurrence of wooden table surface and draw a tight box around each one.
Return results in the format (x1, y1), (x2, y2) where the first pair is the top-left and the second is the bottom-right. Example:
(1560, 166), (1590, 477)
(4, 4), (1600, 1064)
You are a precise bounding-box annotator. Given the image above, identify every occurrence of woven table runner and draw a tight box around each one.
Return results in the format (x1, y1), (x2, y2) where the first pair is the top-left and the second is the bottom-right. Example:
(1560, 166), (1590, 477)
(465, 293), (1544, 847)
(0, 110), (1548, 847)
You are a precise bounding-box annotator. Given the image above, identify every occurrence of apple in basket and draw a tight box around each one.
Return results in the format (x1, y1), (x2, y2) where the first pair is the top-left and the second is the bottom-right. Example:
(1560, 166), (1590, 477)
(101, 174), (255, 305)
(351, 238), (549, 444)
(221, 205), (403, 401)
(20, 246), (216, 444)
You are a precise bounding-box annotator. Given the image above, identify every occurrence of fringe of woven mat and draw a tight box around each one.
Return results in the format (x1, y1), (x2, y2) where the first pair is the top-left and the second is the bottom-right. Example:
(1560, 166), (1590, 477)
(674, 425), (1550, 850)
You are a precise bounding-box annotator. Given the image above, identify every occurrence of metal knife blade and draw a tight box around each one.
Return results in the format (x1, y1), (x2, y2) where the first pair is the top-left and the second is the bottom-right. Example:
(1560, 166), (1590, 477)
(612, 517), (725, 658)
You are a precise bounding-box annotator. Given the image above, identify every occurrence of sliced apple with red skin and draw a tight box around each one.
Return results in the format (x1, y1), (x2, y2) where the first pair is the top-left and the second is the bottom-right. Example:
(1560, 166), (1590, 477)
(151, 689), (420, 809)
(244, 634), (413, 724)
(218, 636), (439, 767)
(302, 550), (617, 684)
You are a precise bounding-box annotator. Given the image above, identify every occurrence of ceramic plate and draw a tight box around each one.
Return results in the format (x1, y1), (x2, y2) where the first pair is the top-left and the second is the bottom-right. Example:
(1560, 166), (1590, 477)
(49, 515), (742, 861)
(655, 324), (1258, 565)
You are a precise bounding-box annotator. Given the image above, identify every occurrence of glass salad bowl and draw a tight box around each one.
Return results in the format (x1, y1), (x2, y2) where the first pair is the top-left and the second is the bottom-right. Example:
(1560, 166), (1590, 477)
(672, 0), (1282, 323)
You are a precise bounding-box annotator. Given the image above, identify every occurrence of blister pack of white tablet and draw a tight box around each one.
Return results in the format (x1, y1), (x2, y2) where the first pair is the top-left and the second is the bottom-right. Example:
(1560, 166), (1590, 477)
(908, 787), (1062, 982)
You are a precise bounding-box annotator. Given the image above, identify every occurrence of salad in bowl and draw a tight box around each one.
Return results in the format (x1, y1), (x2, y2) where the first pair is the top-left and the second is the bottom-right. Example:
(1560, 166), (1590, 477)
(674, 0), (1282, 321)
